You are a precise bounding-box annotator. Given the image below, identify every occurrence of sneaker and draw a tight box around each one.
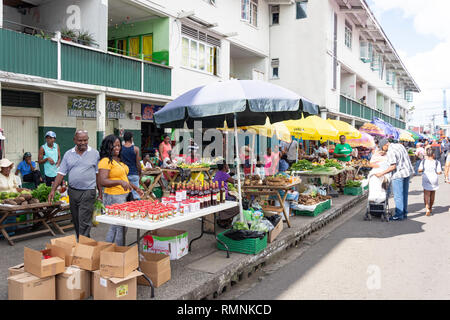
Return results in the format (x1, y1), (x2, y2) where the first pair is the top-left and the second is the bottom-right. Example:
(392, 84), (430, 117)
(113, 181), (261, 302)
(389, 216), (403, 221)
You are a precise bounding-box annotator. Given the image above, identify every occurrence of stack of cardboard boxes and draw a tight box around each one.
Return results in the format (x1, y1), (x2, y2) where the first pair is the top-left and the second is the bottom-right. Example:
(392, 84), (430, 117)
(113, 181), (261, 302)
(7, 235), (141, 300)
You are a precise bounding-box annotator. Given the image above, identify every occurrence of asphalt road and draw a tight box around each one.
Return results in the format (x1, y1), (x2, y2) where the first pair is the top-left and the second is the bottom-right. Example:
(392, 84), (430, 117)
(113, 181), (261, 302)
(224, 175), (450, 300)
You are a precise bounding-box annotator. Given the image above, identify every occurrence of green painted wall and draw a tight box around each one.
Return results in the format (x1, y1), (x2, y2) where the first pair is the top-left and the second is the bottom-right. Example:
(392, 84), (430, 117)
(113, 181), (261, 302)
(108, 17), (170, 65)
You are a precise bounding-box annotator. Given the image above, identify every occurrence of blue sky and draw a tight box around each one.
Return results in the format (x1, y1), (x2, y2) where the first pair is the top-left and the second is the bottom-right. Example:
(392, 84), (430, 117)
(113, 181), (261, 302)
(365, 0), (450, 129)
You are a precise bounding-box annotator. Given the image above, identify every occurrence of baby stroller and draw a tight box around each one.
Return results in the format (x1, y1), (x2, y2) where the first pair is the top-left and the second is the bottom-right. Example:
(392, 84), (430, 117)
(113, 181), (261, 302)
(364, 173), (391, 222)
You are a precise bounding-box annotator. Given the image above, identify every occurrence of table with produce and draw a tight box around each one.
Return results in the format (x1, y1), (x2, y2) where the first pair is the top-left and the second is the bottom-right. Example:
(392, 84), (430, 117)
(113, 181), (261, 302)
(241, 174), (302, 228)
(161, 159), (220, 184)
(0, 184), (69, 245)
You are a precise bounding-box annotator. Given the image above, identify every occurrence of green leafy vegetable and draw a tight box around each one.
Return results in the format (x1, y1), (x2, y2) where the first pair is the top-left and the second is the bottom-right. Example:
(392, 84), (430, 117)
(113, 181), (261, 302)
(31, 183), (61, 203)
(345, 180), (362, 188)
(232, 221), (249, 231)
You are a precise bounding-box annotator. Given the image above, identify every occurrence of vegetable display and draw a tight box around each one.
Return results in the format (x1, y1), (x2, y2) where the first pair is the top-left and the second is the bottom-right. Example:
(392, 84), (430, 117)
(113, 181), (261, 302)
(232, 221), (249, 231)
(345, 180), (362, 188)
(291, 160), (314, 171)
(1, 190), (40, 205)
(228, 183), (237, 191)
(31, 183), (61, 203)
(323, 159), (343, 170)
(297, 194), (332, 205)
(92, 200), (105, 227)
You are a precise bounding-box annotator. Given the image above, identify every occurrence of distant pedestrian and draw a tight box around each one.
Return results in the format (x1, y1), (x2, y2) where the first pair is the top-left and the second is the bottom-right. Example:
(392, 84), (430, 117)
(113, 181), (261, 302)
(414, 143), (425, 175)
(375, 138), (414, 221)
(48, 130), (100, 239)
(121, 131), (142, 200)
(38, 131), (61, 187)
(445, 151), (450, 184)
(418, 148), (442, 216)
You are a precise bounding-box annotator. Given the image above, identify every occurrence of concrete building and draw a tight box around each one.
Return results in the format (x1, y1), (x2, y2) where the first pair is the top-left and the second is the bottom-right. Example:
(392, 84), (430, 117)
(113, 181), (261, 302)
(268, 0), (419, 129)
(0, 0), (419, 168)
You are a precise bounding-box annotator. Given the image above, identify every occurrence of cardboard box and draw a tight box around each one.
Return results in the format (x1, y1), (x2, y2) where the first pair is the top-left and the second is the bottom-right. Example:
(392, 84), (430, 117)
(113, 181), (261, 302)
(72, 235), (113, 271)
(8, 273), (55, 300)
(24, 247), (65, 278)
(268, 216), (283, 243)
(56, 266), (90, 300)
(137, 253), (171, 288)
(50, 235), (77, 266)
(91, 270), (142, 300)
(143, 229), (188, 260)
(100, 245), (139, 278)
(8, 263), (25, 276)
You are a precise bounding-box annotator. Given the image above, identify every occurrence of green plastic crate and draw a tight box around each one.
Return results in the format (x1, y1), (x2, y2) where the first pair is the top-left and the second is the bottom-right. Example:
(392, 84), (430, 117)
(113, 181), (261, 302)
(344, 186), (363, 196)
(153, 186), (163, 199)
(217, 230), (267, 255)
(294, 199), (331, 217)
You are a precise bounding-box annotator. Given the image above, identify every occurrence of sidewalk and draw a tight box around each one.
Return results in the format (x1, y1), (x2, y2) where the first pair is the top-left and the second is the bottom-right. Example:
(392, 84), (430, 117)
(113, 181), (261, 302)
(0, 192), (367, 300)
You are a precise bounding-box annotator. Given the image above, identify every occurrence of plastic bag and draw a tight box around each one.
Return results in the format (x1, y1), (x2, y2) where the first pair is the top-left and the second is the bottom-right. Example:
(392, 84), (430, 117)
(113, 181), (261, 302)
(250, 221), (269, 232)
(92, 200), (105, 227)
(301, 185), (318, 196)
(265, 214), (281, 227)
(259, 218), (275, 232)
(223, 229), (266, 240)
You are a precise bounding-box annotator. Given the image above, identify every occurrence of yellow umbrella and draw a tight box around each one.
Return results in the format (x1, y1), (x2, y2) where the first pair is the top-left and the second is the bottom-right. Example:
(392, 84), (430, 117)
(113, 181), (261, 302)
(326, 119), (362, 139)
(283, 115), (339, 140)
(399, 129), (415, 142)
(219, 118), (292, 142)
(241, 118), (292, 142)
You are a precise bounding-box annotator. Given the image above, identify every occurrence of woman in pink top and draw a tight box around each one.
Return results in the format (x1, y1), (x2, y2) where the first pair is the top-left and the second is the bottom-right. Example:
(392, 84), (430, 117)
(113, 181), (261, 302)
(264, 147), (273, 176)
(159, 134), (172, 163)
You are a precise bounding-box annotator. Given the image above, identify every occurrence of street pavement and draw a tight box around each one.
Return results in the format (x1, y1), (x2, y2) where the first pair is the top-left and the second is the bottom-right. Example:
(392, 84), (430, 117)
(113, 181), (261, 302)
(226, 175), (450, 300)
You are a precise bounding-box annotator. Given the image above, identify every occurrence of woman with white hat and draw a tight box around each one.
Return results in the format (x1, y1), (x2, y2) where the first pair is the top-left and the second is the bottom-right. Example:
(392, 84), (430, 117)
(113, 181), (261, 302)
(0, 159), (24, 193)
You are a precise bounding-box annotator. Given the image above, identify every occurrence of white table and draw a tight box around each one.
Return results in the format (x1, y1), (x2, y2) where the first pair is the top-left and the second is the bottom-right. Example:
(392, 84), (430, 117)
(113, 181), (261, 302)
(96, 201), (238, 231)
(96, 201), (238, 297)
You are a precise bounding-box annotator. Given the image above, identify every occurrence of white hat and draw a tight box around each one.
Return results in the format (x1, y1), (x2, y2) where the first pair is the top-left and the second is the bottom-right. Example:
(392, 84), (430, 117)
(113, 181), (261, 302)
(0, 159), (13, 168)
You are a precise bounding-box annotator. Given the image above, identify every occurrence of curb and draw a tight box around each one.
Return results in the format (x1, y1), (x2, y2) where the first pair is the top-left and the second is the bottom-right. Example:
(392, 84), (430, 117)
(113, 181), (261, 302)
(177, 192), (368, 300)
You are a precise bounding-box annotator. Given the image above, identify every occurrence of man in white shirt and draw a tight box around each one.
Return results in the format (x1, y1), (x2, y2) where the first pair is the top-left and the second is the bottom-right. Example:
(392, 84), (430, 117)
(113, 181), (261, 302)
(314, 142), (329, 159)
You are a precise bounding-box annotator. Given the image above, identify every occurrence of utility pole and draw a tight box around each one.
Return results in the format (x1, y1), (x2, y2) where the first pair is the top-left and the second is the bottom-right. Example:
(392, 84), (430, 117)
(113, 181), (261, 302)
(444, 89), (448, 125)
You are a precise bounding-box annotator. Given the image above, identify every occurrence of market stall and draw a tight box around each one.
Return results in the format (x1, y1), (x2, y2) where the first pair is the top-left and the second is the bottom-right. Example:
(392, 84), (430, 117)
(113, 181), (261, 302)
(241, 175), (302, 228)
(140, 167), (164, 200)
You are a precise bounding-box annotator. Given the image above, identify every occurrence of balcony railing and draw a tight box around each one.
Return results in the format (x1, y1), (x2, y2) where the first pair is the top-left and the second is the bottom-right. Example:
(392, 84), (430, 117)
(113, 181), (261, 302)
(0, 28), (171, 96)
(340, 95), (406, 129)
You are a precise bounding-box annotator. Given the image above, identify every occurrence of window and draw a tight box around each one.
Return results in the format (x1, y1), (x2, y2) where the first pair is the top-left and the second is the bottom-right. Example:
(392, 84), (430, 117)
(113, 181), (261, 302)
(271, 59), (279, 79)
(270, 5), (279, 25)
(344, 20), (352, 49)
(241, 0), (258, 27)
(182, 36), (220, 75)
(296, 0), (308, 19)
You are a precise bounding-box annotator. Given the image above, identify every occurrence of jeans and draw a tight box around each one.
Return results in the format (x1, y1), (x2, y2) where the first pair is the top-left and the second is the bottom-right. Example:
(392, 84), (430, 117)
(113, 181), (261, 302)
(391, 176), (410, 219)
(414, 159), (422, 175)
(104, 193), (128, 246)
(128, 175), (141, 200)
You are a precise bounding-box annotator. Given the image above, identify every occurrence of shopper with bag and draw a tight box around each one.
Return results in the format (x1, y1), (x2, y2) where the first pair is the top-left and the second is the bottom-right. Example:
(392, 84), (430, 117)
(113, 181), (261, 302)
(98, 135), (143, 246)
(418, 148), (442, 216)
(414, 142), (425, 175)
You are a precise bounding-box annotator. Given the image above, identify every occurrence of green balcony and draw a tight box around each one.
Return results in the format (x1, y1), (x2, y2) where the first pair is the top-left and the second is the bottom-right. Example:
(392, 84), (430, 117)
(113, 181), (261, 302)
(340, 95), (405, 129)
(0, 28), (171, 96)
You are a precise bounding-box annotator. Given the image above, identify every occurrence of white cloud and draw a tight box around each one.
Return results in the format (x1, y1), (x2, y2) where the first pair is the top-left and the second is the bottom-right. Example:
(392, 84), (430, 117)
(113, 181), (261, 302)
(369, 0), (450, 127)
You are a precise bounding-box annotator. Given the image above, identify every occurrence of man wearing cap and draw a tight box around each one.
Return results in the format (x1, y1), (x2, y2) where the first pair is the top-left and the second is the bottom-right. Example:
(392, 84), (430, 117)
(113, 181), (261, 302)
(38, 131), (61, 187)
(48, 130), (100, 239)
(375, 138), (414, 221)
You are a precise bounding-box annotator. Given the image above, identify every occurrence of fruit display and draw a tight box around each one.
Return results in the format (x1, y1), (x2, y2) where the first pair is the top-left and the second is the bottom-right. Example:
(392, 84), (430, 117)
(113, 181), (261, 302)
(349, 159), (371, 167)
(1, 190), (41, 206)
(244, 175), (263, 186)
(263, 175), (291, 186)
(297, 194), (332, 206)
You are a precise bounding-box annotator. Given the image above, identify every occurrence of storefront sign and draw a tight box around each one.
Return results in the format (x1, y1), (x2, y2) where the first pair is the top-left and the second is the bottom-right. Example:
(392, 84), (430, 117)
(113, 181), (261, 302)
(106, 100), (125, 119)
(67, 97), (125, 119)
(68, 97), (96, 118)
(141, 104), (163, 121)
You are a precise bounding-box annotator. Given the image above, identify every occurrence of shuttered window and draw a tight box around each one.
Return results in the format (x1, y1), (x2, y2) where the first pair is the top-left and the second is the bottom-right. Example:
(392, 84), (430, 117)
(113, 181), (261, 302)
(1, 90), (42, 108)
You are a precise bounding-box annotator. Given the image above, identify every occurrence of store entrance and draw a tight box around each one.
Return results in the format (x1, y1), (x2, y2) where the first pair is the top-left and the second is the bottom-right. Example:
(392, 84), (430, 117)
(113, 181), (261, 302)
(141, 121), (164, 156)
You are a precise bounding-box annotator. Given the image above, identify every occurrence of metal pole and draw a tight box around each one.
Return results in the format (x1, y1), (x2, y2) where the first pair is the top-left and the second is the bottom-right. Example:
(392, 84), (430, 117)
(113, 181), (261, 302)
(233, 113), (244, 222)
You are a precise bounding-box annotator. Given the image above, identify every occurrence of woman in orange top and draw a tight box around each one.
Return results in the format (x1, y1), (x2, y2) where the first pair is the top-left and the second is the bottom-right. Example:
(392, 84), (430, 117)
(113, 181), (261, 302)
(159, 134), (172, 163)
(98, 135), (143, 245)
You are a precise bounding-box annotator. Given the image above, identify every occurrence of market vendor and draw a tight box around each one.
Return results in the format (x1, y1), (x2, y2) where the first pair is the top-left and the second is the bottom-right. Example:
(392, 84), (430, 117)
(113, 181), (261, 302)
(333, 135), (353, 162)
(314, 142), (329, 159)
(15, 152), (44, 188)
(98, 135), (143, 246)
(213, 163), (236, 200)
(158, 134), (172, 163)
(141, 154), (153, 170)
(0, 159), (24, 193)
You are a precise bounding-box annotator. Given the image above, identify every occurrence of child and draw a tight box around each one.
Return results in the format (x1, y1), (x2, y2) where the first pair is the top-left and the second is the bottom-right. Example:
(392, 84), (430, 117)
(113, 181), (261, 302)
(418, 148), (442, 216)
